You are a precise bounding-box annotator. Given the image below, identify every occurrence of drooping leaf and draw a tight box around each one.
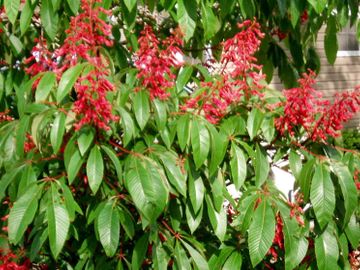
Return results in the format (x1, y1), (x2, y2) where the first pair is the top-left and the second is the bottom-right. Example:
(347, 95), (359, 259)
(133, 90), (150, 130)
(310, 164), (335, 229)
(101, 145), (123, 183)
(255, 144), (269, 187)
(298, 158), (315, 201)
(315, 226), (339, 270)
(248, 199), (275, 267)
(96, 201), (120, 257)
(57, 64), (84, 103)
(331, 163), (357, 227)
(185, 201), (203, 234)
(177, 114), (191, 151)
(191, 119), (210, 169)
(50, 111), (66, 154)
(66, 0), (80, 14)
(4, 0), (20, 25)
(8, 184), (41, 244)
(77, 128), (95, 156)
(118, 107), (136, 146)
(208, 125), (228, 176)
(247, 108), (264, 140)
(205, 195), (227, 241)
(188, 170), (205, 214)
(20, 0), (34, 35)
(132, 233), (149, 270)
(230, 143), (247, 190)
(36, 72), (56, 102)
(307, 0), (327, 14)
(123, 0), (137, 11)
(48, 189), (70, 259)
(177, 0), (197, 42)
(176, 66), (193, 92)
(40, 0), (59, 40)
(153, 99), (167, 131)
(86, 145), (104, 194)
(181, 240), (209, 270)
(201, 3), (220, 40)
(324, 16), (338, 65)
(222, 250), (242, 270)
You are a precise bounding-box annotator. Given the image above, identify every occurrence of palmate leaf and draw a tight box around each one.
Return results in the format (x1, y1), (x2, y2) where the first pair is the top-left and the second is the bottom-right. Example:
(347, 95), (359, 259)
(248, 199), (275, 267)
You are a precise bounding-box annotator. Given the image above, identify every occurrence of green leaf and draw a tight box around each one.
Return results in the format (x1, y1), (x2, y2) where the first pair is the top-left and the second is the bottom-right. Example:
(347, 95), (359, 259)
(261, 116), (275, 143)
(133, 90), (150, 130)
(174, 240), (191, 269)
(181, 240), (209, 270)
(289, 0), (302, 28)
(276, 0), (287, 17)
(208, 246), (235, 269)
(230, 143), (247, 190)
(66, 0), (80, 14)
(8, 184), (41, 244)
(78, 128), (95, 156)
(235, 194), (259, 233)
(67, 147), (84, 184)
(310, 164), (335, 229)
(289, 150), (302, 180)
(96, 201), (120, 257)
(189, 170), (205, 214)
(123, 0), (137, 11)
(16, 115), (30, 157)
(208, 125), (228, 176)
(158, 151), (187, 197)
(50, 111), (66, 154)
(239, 0), (255, 18)
(331, 163), (357, 227)
(125, 158), (168, 223)
(185, 201), (203, 234)
(36, 72), (56, 102)
(57, 64), (84, 103)
(176, 66), (193, 92)
(101, 145), (123, 183)
(132, 233), (149, 270)
(87, 145), (104, 194)
(9, 35), (23, 56)
(324, 16), (338, 65)
(278, 202), (308, 270)
(48, 189), (70, 259)
(40, 0), (59, 40)
(205, 195), (227, 241)
(298, 158), (315, 201)
(118, 107), (136, 146)
(177, 114), (191, 151)
(345, 214), (360, 249)
(20, 0), (34, 35)
(255, 144), (269, 187)
(307, 0), (327, 14)
(177, 0), (197, 42)
(223, 251), (242, 270)
(118, 207), (135, 239)
(201, 3), (220, 40)
(315, 226), (339, 270)
(247, 108), (264, 140)
(191, 119), (210, 169)
(248, 199), (275, 267)
(4, 0), (20, 24)
(153, 99), (167, 131)
(153, 244), (169, 270)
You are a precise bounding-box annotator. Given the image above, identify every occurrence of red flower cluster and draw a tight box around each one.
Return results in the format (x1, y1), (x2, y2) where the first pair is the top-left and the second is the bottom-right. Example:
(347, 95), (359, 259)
(24, 133), (36, 153)
(134, 25), (183, 100)
(182, 20), (265, 123)
(0, 250), (31, 270)
(275, 71), (360, 141)
(24, 0), (116, 131)
(267, 214), (284, 263)
(0, 110), (14, 123)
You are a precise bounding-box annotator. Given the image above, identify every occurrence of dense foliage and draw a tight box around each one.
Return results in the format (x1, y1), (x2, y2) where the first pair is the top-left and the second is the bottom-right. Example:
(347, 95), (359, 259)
(0, 0), (359, 269)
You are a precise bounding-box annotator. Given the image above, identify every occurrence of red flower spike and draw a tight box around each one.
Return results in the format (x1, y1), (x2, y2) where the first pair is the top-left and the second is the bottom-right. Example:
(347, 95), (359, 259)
(24, 0), (116, 131)
(276, 71), (360, 141)
(182, 20), (265, 123)
(134, 25), (184, 100)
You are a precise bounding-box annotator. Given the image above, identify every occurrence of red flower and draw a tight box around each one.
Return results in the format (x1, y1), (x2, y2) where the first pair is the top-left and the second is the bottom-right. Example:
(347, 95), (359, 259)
(134, 25), (184, 100)
(276, 71), (360, 141)
(182, 20), (265, 123)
